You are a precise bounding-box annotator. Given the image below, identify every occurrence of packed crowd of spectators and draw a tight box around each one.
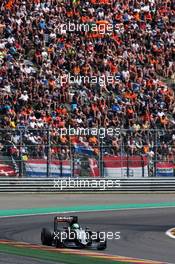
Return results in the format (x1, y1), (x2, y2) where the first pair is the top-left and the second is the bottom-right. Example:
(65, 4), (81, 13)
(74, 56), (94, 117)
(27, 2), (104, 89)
(0, 0), (174, 164)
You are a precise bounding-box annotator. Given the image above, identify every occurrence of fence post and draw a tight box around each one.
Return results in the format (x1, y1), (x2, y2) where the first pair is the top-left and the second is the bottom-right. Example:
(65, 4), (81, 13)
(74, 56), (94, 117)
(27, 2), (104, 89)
(126, 151), (129, 178)
(19, 129), (23, 177)
(98, 132), (103, 178)
(72, 146), (75, 178)
(154, 129), (158, 177)
(47, 127), (51, 178)
(141, 154), (144, 177)
(60, 156), (63, 177)
(121, 128), (124, 178)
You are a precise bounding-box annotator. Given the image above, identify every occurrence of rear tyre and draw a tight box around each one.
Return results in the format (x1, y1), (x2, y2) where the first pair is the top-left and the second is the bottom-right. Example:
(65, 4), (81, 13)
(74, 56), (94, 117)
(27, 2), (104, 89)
(41, 228), (52, 246)
(55, 239), (63, 248)
(97, 240), (107, 250)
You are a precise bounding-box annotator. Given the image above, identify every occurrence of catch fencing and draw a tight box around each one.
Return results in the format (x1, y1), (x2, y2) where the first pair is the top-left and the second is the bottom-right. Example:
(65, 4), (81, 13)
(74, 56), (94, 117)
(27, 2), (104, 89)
(0, 128), (174, 178)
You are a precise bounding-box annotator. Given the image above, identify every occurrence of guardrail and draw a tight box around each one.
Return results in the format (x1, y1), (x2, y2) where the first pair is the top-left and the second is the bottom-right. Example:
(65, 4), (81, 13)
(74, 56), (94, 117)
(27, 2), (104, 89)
(0, 178), (175, 192)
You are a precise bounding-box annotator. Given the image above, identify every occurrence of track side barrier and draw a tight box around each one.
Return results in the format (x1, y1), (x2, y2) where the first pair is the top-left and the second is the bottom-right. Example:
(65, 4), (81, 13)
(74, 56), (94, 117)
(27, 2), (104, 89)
(0, 178), (175, 192)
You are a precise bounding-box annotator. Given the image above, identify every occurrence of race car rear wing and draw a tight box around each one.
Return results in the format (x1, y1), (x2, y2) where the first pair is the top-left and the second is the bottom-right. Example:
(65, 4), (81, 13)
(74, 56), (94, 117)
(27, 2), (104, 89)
(54, 216), (78, 231)
(54, 216), (78, 223)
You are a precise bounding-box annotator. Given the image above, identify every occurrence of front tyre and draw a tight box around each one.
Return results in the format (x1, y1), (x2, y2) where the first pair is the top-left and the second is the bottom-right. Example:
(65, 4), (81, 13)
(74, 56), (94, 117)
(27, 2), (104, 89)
(41, 228), (52, 246)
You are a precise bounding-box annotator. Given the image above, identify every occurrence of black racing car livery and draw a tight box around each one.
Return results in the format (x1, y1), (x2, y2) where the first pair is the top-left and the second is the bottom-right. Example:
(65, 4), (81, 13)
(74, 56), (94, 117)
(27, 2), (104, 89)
(41, 216), (107, 250)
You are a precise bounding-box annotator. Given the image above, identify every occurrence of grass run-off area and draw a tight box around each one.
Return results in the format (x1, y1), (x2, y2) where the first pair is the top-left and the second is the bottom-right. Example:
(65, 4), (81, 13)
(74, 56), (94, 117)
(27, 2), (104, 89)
(0, 243), (129, 264)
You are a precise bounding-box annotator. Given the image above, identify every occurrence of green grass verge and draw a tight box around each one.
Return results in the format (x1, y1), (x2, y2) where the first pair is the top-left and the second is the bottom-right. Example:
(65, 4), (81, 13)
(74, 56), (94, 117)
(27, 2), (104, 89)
(0, 244), (128, 264)
(1, 201), (175, 217)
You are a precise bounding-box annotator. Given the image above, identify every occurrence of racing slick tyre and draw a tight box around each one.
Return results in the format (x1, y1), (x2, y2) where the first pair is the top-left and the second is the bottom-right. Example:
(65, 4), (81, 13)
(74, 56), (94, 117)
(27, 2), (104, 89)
(55, 239), (64, 248)
(86, 231), (93, 246)
(54, 230), (65, 248)
(41, 228), (52, 246)
(74, 239), (86, 249)
(95, 231), (101, 242)
(97, 240), (107, 250)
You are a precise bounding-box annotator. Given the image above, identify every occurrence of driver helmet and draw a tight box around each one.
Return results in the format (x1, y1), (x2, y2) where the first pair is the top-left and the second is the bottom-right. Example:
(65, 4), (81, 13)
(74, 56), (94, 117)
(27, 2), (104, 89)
(71, 223), (80, 229)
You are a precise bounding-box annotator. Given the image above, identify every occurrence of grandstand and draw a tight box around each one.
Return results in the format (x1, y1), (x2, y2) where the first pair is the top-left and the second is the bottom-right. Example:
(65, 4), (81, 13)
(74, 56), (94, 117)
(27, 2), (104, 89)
(0, 0), (174, 177)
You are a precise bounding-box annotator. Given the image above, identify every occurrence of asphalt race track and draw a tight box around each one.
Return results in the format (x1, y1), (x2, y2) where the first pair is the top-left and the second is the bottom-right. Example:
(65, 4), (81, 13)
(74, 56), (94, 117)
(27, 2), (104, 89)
(0, 253), (60, 264)
(0, 208), (175, 263)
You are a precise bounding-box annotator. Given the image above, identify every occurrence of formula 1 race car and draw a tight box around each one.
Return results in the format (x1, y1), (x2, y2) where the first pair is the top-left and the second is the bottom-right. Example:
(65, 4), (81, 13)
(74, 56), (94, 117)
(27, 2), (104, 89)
(41, 216), (107, 250)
